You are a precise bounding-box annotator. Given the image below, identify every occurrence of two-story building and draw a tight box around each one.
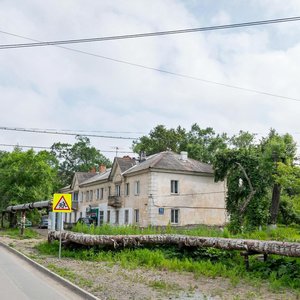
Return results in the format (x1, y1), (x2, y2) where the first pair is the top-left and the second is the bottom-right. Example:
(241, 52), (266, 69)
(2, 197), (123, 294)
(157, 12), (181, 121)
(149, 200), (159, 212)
(66, 151), (227, 227)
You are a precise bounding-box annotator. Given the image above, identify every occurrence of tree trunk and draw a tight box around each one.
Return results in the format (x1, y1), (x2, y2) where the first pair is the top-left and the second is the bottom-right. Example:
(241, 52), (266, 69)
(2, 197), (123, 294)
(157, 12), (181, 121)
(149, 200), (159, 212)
(48, 231), (300, 257)
(269, 183), (281, 225)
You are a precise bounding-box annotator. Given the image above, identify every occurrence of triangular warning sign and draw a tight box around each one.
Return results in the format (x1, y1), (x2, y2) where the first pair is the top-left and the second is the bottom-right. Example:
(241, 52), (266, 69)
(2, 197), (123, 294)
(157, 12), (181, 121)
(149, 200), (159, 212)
(54, 196), (71, 211)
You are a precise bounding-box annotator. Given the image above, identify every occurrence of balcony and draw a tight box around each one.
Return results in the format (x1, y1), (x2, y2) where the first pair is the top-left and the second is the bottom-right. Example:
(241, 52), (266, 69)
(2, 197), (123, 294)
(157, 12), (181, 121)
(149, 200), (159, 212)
(108, 196), (122, 208)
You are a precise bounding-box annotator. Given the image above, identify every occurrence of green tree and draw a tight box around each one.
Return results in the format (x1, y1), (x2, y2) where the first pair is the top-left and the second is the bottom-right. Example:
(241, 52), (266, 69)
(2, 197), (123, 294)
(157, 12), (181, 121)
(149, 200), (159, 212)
(261, 130), (297, 225)
(51, 136), (111, 186)
(0, 149), (59, 210)
(132, 123), (227, 163)
(132, 125), (187, 156)
(273, 162), (300, 224)
(214, 143), (270, 232)
(214, 130), (298, 230)
(185, 124), (228, 163)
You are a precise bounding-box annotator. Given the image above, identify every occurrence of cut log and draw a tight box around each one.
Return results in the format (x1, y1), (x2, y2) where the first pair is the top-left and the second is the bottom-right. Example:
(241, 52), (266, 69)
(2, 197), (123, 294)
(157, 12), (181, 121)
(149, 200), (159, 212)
(48, 231), (300, 257)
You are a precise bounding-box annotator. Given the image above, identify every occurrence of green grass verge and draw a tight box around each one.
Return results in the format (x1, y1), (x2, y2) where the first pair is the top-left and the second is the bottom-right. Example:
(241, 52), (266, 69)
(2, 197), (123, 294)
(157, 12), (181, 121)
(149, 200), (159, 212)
(0, 228), (40, 239)
(47, 263), (93, 288)
(36, 241), (300, 292)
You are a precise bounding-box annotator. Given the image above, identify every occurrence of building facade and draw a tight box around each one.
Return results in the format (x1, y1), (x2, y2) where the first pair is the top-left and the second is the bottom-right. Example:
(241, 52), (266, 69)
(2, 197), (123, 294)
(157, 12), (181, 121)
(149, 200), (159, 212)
(66, 151), (227, 227)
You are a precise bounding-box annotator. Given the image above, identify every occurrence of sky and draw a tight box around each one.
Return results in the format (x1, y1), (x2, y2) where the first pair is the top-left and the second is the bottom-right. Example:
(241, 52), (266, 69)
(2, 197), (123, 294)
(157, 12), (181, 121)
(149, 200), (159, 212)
(1, 0), (300, 161)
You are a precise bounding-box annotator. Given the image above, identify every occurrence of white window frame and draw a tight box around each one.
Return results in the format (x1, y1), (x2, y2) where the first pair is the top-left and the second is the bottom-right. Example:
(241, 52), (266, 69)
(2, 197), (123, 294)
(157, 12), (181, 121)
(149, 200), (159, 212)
(115, 210), (119, 224)
(125, 183), (130, 196)
(124, 209), (129, 224)
(99, 210), (104, 225)
(134, 181), (140, 195)
(171, 208), (179, 224)
(115, 184), (121, 197)
(134, 209), (139, 223)
(171, 180), (179, 194)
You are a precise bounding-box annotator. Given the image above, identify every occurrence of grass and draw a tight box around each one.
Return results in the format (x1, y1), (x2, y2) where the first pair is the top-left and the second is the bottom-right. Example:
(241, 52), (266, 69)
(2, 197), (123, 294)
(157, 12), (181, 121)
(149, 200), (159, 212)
(36, 240), (300, 292)
(47, 263), (93, 288)
(148, 280), (180, 291)
(0, 227), (39, 239)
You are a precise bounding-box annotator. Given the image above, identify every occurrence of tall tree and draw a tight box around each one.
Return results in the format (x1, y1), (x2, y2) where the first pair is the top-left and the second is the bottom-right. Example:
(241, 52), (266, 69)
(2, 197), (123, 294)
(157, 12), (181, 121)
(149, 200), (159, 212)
(0, 149), (59, 210)
(51, 136), (111, 186)
(214, 142), (270, 232)
(261, 130), (297, 225)
(132, 123), (227, 163)
(132, 125), (187, 156)
(186, 124), (228, 163)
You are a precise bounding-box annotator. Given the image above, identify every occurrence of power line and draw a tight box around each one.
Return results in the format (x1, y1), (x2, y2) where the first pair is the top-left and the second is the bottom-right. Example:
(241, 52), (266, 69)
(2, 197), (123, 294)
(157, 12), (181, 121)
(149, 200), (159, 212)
(0, 126), (138, 140)
(0, 29), (300, 102)
(0, 143), (135, 154)
(1, 16), (300, 49)
(9, 127), (145, 135)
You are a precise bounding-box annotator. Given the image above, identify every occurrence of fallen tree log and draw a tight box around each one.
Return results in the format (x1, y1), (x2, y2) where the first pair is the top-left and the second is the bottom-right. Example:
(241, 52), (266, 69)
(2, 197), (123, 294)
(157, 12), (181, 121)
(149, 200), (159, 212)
(48, 231), (300, 257)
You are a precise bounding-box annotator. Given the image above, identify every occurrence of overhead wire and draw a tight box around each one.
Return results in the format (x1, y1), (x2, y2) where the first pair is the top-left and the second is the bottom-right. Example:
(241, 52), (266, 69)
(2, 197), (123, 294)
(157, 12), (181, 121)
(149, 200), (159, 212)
(0, 126), (138, 140)
(0, 16), (300, 49)
(0, 143), (134, 154)
(9, 127), (146, 135)
(0, 27), (299, 102)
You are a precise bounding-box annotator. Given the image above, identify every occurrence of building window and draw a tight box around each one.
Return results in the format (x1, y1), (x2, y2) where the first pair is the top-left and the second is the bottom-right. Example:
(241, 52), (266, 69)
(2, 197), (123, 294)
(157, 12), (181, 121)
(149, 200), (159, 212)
(124, 209), (129, 224)
(107, 210), (110, 223)
(100, 188), (104, 199)
(86, 191), (89, 202)
(134, 181), (140, 195)
(159, 208), (164, 215)
(99, 210), (104, 225)
(171, 209), (179, 224)
(73, 192), (78, 202)
(96, 189), (100, 200)
(115, 210), (119, 224)
(90, 190), (93, 201)
(134, 209), (139, 223)
(125, 183), (130, 196)
(108, 186), (111, 197)
(115, 185), (121, 197)
(171, 180), (179, 194)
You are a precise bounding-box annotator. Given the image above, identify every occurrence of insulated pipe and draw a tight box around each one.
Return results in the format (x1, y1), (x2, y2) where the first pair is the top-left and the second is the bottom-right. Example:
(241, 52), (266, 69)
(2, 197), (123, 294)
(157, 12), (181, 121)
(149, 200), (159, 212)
(5, 200), (52, 212)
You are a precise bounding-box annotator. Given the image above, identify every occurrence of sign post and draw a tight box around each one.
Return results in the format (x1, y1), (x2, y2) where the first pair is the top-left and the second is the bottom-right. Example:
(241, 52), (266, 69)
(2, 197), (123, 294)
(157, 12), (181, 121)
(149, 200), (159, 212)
(52, 193), (72, 259)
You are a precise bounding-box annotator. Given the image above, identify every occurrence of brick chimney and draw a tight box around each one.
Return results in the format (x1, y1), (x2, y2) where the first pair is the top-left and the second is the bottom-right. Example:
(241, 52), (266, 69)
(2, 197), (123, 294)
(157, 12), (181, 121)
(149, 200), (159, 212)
(99, 164), (106, 173)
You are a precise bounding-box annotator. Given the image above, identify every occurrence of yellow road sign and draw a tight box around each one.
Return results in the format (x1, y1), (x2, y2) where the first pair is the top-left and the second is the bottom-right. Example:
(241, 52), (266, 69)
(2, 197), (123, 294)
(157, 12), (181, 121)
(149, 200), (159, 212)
(53, 193), (72, 212)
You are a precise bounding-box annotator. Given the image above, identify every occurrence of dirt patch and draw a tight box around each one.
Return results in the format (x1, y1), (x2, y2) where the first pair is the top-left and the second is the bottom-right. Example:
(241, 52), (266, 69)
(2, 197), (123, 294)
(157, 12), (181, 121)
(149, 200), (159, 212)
(0, 234), (298, 300)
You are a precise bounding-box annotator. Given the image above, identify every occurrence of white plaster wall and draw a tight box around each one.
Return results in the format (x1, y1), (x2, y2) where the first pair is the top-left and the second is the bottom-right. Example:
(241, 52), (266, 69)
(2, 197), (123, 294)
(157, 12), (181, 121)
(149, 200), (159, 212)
(150, 171), (226, 226)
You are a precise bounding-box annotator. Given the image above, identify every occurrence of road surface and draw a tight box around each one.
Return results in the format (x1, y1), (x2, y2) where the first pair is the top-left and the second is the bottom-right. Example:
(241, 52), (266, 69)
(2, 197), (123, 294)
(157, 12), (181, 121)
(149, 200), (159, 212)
(0, 245), (85, 300)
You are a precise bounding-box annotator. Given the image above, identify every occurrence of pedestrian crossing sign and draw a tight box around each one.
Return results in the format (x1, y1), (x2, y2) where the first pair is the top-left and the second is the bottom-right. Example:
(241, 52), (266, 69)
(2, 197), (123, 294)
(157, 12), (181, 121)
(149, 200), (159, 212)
(53, 194), (72, 212)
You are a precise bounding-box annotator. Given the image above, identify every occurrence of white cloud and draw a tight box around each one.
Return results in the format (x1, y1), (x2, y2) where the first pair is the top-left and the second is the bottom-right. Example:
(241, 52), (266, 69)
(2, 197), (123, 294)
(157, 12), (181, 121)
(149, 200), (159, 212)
(0, 0), (300, 160)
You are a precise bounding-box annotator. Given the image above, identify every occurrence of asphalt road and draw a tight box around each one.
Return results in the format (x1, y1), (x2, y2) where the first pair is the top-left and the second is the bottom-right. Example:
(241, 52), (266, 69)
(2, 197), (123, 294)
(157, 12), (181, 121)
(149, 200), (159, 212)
(0, 245), (83, 300)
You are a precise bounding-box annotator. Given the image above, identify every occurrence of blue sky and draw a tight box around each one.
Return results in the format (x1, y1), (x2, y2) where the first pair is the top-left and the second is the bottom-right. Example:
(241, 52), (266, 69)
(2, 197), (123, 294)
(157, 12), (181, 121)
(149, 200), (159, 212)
(0, 0), (300, 160)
